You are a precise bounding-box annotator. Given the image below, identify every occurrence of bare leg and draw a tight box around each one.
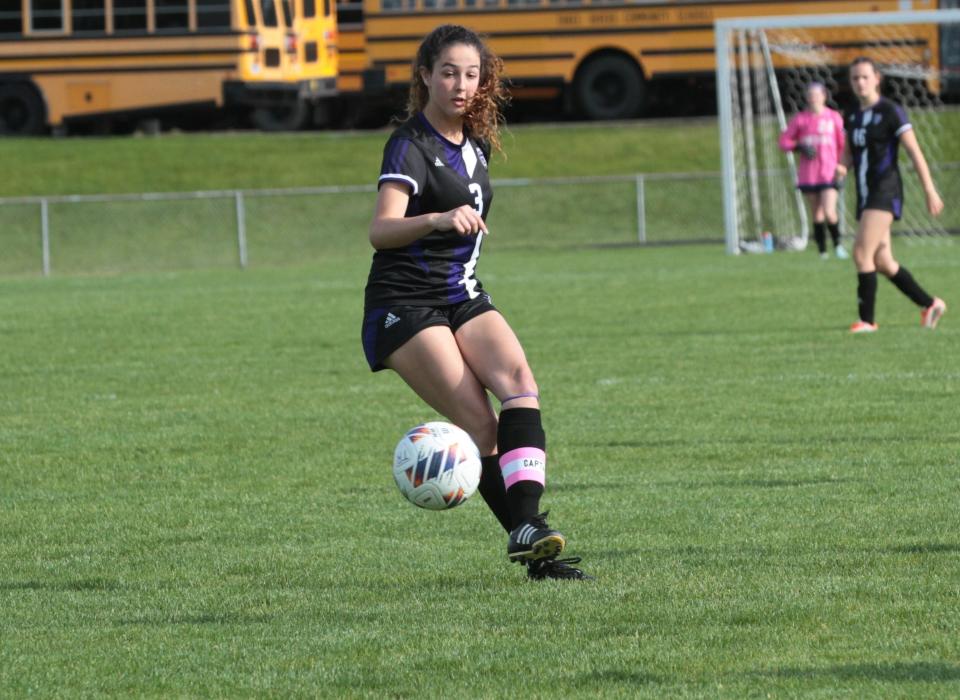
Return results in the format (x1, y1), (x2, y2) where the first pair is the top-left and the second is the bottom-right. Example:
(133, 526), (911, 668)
(384, 325), (498, 455)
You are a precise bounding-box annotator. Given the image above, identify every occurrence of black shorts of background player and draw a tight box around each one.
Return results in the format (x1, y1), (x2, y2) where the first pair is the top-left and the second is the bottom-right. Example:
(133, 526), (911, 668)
(360, 24), (589, 581)
(839, 56), (946, 334)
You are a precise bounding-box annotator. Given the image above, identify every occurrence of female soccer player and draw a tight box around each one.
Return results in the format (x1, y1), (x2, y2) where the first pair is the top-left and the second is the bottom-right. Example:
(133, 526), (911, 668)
(360, 24), (589, 581)
(839, 57), (946, 333)
(778, 82), (848, 259)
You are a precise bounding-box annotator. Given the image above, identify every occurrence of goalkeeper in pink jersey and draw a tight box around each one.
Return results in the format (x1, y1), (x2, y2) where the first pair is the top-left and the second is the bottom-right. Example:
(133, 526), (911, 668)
(779, 82), (849, 259)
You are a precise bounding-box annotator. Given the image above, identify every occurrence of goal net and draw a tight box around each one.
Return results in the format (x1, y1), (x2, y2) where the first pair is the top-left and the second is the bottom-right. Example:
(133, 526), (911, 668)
(716, 9), (960, 254)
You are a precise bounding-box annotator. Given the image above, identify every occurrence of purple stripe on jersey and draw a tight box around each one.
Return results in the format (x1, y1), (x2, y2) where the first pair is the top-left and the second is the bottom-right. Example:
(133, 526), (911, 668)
(876, 140), (896, 175)
(892, 197), (902, 218)
(407, 241), (430, 274)
(417, 112), (469, 178)
(892, 101), (909, 128)
(383, 138), (412, 176)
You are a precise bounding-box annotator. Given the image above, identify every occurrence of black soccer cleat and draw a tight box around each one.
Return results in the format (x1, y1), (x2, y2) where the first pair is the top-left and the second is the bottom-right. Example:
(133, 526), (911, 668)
(507, 511), (565, 562)
(527, 557), (594, 581)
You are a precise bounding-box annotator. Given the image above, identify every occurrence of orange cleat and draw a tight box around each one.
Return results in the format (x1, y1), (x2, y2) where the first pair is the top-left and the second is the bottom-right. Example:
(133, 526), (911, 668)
(850, 320), (879, 334)
(921, 297), (946, 329)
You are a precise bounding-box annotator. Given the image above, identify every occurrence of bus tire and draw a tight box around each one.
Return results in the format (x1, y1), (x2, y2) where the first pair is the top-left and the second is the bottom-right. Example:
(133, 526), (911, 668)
(250, 100), (309, 131)
(574, 53), (645, 120)
(0, 82), (46, 135)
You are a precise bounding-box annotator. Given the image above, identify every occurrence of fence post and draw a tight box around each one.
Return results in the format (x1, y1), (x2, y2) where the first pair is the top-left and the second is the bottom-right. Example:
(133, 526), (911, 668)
(635, 174), (646, 244)
(235, 191), (248, 269)
(40, 198), (51, 277)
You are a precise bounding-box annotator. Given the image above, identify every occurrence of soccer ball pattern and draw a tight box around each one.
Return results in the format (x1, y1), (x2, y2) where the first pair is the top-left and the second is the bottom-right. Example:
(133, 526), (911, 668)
(393, 422), (481, 510)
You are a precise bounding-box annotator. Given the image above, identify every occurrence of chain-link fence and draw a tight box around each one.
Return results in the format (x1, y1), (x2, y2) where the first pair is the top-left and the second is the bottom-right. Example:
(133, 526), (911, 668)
(0, 172), (727, 277)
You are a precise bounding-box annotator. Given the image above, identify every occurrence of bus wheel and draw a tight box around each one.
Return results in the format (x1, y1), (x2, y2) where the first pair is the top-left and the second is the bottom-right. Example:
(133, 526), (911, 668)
(574, 54), (645, 120)
(0, 83), (46, 135)
(250, 100), (309, 131)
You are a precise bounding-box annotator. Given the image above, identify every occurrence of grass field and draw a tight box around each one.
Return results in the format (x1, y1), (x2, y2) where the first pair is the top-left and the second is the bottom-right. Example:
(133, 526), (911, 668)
(2, 122), (959, 696)
(2, 238), (959, 696)
(0, 120), (720, 197)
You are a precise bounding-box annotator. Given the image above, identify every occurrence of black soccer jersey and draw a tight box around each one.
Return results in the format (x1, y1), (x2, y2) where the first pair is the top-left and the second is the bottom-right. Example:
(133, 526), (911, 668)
(845, 97), (912, 217)
(364, 113), (493, 309)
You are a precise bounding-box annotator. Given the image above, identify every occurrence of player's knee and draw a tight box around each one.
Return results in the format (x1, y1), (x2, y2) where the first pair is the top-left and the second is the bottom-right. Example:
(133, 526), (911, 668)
(505, 364), (537, 397)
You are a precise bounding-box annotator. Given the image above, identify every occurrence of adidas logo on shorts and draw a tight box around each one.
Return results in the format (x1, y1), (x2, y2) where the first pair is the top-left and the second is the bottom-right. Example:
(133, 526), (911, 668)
(384, 312), (401, 329)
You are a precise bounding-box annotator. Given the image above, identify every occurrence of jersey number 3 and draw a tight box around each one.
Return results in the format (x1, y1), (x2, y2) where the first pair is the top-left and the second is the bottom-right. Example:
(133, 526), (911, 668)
(468, 182), (483, 216)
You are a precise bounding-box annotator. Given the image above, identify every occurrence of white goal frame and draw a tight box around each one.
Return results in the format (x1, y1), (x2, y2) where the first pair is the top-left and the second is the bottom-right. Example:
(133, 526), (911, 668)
(716, 9), (960, 255)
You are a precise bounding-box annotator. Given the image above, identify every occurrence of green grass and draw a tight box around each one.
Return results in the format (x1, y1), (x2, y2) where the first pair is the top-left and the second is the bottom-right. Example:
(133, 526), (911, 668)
(0, 120), (720, 197)
(2, 240), (959, 697)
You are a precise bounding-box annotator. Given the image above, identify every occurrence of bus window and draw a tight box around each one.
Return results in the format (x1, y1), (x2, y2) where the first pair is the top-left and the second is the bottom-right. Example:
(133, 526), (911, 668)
(0, 0), (22, 34)
(261, 0), (279, 26)
(243, 0), (255, 27)
(113, 0), (147, 32)
(322, 0), (329, 16)
(195, 0), (230, 28)
(30, 0), (64, 31)
(155, 0), (189, 30)
(72, 0), (105, 32)
(280, 0), (292, 26)
(303, 0), (315, 18)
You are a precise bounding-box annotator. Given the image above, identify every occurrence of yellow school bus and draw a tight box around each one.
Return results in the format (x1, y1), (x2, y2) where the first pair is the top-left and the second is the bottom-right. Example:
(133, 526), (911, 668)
(0, 0), (336, 133)
(336, 0), (364, 92)
(357, 0), (942, 119)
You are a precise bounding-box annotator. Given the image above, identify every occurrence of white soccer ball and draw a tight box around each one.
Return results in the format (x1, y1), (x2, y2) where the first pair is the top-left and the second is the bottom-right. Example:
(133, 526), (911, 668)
(393, 422), (481, 510)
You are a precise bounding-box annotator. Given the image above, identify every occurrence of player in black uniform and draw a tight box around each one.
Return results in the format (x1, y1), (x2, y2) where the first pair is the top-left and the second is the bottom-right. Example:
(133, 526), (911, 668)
(839, 57), (946, 333)
(361, 24), (590, 581)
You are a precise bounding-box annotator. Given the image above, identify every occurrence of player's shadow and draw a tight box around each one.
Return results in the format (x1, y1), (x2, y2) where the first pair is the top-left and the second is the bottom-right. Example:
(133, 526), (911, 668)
(885, 543), (960, 555)
(681, 476), (854, 489)
(548, 481), (631, 493)
(756, 661), (960, 683)
(648, 475), (855, 490)
(116, 612), (271, 626)
(570, 669), (664, 687)
(0, 578), (121, 592)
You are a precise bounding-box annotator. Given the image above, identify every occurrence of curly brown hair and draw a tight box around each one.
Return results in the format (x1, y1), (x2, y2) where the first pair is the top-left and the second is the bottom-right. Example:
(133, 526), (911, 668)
(407, 24), (509, 153)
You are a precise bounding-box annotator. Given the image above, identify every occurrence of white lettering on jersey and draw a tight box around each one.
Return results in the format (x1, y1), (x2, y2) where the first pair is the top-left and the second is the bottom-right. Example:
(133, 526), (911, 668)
(460, 232), (484, 299)
(857, 110), (871, 201)
(468, 182), (483, 216)
(462, 141), (478, 178)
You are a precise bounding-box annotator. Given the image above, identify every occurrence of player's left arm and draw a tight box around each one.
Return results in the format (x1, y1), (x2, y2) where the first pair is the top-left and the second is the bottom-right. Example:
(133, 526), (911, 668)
(900, 128), (944, 217)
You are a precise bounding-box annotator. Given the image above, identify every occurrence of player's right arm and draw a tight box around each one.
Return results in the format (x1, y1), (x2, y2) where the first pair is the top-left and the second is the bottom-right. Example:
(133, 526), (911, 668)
(369, 182), (487, 250)
(778, 115), (800, 152)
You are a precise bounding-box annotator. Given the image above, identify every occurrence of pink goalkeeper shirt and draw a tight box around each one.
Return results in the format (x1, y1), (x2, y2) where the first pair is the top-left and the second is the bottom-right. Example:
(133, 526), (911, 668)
(778, 108), (845, 187)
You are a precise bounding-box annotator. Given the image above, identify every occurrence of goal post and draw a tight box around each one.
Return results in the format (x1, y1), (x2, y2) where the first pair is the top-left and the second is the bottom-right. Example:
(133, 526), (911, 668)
(716, 9), (960, 255)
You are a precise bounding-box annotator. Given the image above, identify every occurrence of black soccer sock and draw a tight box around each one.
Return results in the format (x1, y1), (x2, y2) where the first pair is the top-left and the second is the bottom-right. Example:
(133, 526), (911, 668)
(497, 407), (546, 529)
(812, 222), (827, 254)
(478, 455), (512, 533)
(887, 266), (934, 309)
(857, 271), (878, 324)
(827, 222), (841, 248)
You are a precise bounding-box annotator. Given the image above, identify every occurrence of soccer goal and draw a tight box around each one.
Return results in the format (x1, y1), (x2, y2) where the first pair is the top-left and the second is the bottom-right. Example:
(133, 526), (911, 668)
(716, 9), (960, 255)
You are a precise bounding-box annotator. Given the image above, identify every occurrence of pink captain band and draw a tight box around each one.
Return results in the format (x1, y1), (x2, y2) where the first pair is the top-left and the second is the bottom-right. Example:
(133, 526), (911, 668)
(499, 447), (546, 487)
(503, 468), (545, 488)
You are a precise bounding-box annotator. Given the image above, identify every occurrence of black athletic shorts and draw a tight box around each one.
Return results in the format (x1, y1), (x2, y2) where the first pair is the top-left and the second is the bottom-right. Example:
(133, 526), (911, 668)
(361, 294), (497, 372)
(798, 182), (839, 193)
(856, 174), (904, 221)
